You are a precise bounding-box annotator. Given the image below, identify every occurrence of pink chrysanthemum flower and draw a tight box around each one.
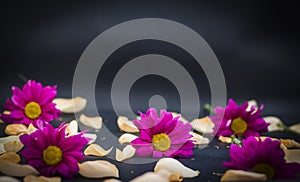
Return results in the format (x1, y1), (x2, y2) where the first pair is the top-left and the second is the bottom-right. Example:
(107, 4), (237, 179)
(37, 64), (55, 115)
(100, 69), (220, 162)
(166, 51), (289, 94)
(130, 108), (194, 158)
(0, 80), (61, 126)
(210, 99), (269, 138)
(20, 122), (89, 178)
(223, 137), (300, 179)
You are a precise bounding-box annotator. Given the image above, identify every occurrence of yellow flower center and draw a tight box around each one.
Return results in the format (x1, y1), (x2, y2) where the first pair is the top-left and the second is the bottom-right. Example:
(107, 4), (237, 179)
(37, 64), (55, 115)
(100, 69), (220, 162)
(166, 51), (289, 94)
(230, 117), (247, 134)
(152, 133), (171, 152)
(252, 163), (275, 179)
(24, 102), (42, 119)
(43, 146), (63, 166)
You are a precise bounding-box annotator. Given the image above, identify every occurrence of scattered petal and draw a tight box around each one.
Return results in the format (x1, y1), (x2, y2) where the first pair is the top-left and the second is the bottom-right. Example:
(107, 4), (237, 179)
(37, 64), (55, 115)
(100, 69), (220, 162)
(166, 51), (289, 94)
(189, 131), (209, 145)
(0, 161), (39, 177)
(191, 117), (214, 134)
(24, 175), (61, 182)
(218, 136), (232, 143)
(171, 112), (189, 123)
(103, 179), (122, 182)
(116, 145), (136, 162)
(65, 120), (79, 136)
(0, 135), (20, 144)
(3, 111), (11, 114)
(0, 176), (20, 182)
(83, 133), (97, 144)
(5, 124), (28, 135)
(263, 116), (284, 132)
(154, 158), (200, 178)
(283, 148), (300, 164)
(0, 136), (20, 154)
(79, 114), (102, 129)
(3, 140), (24, 152)
(84, 144), (113, 157)
(27, 124), (37, 134)
(0, 152), (21, 163)
(156, 169), (183, 182)
(221, 170), (267, 181)
(0, 144), (5, 154)
(117, 116), (139, 133)
(79, 160), (119, 178)
(130, 172), (168, 182)
(289, 123), (300, 134)
(280, 139), (300, 149)
(53, 97), (87, 113)
(246, 100), (258, 112)
(118, 133), (138, 144)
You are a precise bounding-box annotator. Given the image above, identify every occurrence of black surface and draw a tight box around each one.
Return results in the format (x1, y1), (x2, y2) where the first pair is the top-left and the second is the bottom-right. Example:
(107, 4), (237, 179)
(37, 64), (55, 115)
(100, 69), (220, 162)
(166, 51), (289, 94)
(1, 113), (300, 181)
(1, 0), (300, 181)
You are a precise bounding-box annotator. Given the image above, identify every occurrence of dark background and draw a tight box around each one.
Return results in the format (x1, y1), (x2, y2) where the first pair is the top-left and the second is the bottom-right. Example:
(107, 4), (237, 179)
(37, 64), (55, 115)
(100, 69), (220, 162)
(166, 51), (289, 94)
(1, 0), (300, 123)
(1, 1), (300, 181)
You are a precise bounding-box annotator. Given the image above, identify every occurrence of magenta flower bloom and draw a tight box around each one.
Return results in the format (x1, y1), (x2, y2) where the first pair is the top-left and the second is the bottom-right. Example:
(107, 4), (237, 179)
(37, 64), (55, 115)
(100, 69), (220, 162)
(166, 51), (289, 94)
(210, 99), (269, 138)
(223, 137), (300, 179)
(0, 80), (61, 126)
(20, 122), (89, 178)
(130, 108), (194, 158)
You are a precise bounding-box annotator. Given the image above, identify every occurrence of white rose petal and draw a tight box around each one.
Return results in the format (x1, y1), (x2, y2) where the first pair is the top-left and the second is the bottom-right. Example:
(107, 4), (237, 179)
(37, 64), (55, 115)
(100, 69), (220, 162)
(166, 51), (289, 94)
(53, 97), (87, 113)
(79, 114), (102, 129)
(154, 158), (199, 178)
(79, 160), (119, 178)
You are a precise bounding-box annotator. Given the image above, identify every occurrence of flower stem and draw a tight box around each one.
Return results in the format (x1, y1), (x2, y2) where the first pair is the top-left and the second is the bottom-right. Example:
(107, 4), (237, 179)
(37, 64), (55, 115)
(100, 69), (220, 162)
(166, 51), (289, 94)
(231, 135), (243, 146)
(276, 123), (300, 136)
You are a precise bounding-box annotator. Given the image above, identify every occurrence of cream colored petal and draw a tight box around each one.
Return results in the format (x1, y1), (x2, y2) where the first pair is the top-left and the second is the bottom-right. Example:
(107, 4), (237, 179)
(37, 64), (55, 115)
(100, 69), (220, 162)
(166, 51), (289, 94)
(83, 133), (97, 144)
(118, 133), (138, 144)
(246, 100), (258, 112)
(0, 176), (20, 182)
(3, 111), (11, 114)
(53, 97), (87, 113)
(221, 170), (267, 181)
(3, 140), (24, 153)
(5, 124), (28, 135)
(191, 117), (214, 134)
(156, 169), (183, 182)
(79, 160), (119, 178)
(79, 114), (102, 129)
(84, 144), (113, 157)
(0, 135), (20, 144)
(171, 112), (189, 123)
(27, 124), (37, 134)
(280, 139), (300, 149)
(0, 144), (5, 154)
(218, 136), (232, 143)
(24, 175), (61, 182)
(263, 116), (284, 132)
(189, 132), (209, 145)
(0, 152), (21, 164)
(283, 148), (300, 163)
(103, 179), (122, 182)
(116, 145), (136, 162)
(0, 136), (20, 154)
(0, 161), (39, 177)
(154, 158), (200, 178)
(289, 122), (300, 134)
(65, 120), (79, 136)
(130, 172), (169, 182)
(117, 116), (139, 133)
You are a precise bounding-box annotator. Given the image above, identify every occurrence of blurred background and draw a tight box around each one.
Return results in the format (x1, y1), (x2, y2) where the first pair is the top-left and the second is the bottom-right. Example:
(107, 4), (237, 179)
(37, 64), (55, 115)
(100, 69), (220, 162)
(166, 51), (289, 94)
(1, 0), (299, 124)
